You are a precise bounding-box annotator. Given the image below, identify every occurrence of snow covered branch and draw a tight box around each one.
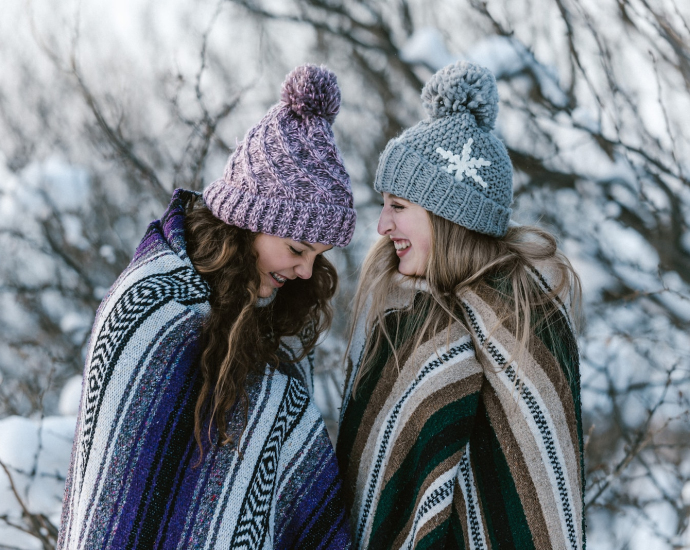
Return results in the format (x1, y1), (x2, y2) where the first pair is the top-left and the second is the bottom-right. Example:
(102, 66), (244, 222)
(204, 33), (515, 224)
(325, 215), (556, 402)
(1, 0), (689, 547)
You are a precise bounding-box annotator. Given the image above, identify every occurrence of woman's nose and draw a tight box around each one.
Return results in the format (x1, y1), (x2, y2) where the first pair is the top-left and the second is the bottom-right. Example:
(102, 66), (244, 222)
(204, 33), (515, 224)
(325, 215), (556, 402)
(377, 208), (394, 235)
(295, 257), (314, 280)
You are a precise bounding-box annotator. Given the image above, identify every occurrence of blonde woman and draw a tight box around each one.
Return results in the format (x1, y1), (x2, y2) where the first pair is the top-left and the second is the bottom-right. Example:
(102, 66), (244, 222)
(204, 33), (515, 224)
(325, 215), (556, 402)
(337, 62), (585, 549)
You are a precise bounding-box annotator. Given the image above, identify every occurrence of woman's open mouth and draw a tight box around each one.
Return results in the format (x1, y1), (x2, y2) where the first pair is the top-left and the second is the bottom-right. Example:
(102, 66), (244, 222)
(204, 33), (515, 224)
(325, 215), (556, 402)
(270, 272), (287, 286)
(392, 239), (411, 257)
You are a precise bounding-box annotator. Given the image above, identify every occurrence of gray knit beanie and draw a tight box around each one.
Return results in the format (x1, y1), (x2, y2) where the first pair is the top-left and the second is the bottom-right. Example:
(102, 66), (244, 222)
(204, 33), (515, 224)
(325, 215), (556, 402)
(204, 64), (357, 247)
(374, 61), (513, 237)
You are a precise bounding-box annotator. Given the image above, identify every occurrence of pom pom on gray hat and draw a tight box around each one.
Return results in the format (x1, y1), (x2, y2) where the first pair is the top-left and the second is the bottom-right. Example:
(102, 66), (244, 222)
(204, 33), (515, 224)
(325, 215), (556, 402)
(203, 63), (357, 247)
(421, 61), (499, 129)
(374, 60), (513, 238)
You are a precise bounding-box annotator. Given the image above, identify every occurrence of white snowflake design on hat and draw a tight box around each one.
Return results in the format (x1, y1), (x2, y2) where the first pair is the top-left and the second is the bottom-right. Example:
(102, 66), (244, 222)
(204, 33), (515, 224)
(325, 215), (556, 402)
(436, 138), (492, 188)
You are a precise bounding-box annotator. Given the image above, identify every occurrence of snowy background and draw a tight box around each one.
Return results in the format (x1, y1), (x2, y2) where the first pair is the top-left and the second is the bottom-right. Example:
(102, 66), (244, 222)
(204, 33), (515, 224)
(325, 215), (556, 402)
(1, 0), (690, 548)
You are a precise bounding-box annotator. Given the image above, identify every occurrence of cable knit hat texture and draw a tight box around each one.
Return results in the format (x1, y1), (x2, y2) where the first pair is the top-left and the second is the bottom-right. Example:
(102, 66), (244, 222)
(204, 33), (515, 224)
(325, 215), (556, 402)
(374, 61), (513, 237)
(203, 64), (356, 247)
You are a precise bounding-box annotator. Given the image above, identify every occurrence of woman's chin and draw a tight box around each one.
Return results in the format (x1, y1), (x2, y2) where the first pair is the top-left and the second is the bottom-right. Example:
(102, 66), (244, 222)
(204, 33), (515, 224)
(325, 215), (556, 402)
(258, 285), (274, 298)
(397, 265), (415, 277)
(397, 262), (425, 278)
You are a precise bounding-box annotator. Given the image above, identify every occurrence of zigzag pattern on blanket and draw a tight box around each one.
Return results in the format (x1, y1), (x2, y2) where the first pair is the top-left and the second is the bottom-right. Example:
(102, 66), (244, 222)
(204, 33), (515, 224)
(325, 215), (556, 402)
(230, 377), (310, 548)
(58, 189), (351, 550)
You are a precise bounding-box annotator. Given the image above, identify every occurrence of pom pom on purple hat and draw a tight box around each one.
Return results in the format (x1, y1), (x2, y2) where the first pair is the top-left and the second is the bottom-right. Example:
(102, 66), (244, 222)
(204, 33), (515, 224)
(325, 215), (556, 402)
(203, 63), (357, 247)
(281, 64), (340, 124)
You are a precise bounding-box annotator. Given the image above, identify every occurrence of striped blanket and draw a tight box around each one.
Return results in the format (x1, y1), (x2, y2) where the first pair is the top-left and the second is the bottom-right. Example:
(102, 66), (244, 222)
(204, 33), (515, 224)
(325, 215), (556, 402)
(337, 281), (585, 549)
(58, 189), (351, 549)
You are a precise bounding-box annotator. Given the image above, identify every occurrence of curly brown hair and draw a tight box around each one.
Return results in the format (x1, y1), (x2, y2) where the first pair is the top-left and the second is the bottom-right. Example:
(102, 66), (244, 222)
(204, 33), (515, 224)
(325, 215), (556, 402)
(184, 199), (338, 456)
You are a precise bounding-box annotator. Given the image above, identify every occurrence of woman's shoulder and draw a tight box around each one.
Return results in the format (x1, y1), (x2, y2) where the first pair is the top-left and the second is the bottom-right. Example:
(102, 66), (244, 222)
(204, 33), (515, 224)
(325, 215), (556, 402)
(96, 225), (210, 330)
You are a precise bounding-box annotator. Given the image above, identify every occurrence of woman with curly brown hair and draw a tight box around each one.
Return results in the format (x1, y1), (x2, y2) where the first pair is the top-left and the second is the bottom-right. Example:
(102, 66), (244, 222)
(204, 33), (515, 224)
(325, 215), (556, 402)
(59, 65), (355, 550)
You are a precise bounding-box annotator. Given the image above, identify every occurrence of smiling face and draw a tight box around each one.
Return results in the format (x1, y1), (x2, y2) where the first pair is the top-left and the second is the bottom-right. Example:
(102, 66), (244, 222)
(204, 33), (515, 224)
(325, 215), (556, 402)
(377, 193), (432, 277)
(253, 234), (333, 298)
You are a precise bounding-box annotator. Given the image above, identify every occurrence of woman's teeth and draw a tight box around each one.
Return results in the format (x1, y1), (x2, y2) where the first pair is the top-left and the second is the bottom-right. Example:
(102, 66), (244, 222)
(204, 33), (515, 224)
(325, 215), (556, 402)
(393, 240), (411, 250)
(271, 272), (287, 283)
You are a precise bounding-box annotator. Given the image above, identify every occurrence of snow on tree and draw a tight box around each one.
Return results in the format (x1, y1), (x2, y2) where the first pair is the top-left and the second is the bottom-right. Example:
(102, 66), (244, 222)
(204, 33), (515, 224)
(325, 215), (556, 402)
(1, 0), (689, 548)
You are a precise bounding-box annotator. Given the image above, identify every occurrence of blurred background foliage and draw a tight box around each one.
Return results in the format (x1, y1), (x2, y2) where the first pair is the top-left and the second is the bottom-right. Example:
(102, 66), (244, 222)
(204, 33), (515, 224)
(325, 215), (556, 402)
(0, 0), (689, 548)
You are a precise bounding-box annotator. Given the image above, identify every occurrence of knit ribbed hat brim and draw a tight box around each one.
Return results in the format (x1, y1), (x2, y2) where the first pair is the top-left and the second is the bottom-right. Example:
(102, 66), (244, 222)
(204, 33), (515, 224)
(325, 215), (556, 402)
(374, 139), (511, 238)
(204, 177), (357, 247)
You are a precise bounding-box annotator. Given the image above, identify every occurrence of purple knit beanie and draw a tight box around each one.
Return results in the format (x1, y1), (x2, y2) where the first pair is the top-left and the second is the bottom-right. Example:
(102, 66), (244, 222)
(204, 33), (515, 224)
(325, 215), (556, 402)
(203, 64), (357, 247)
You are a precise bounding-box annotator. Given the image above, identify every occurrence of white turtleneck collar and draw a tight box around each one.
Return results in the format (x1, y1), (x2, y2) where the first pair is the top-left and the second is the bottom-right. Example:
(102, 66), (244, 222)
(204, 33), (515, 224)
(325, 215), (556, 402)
(256, 288), (278, 308)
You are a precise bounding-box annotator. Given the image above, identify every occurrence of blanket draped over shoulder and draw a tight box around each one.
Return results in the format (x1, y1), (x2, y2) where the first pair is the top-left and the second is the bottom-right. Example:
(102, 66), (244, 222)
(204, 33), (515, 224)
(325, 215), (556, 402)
(337, 281), (585, 550)
(58, 189), (351, 550)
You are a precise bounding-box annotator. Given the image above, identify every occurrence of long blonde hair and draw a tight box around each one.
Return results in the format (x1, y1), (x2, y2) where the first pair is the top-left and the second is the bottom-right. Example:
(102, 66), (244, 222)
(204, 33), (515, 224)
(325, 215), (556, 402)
(348, 212), (581, 395)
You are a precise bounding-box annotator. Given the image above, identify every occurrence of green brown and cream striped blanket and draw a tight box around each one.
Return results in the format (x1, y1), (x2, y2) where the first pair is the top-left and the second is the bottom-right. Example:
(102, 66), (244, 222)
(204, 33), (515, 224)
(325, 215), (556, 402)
(337, 282), (585, 549)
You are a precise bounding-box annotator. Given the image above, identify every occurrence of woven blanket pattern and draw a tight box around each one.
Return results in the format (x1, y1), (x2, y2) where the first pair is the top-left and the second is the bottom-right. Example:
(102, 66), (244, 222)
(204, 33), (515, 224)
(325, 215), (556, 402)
(58, 189), (351, 550)
(337, 283), (585, 549)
